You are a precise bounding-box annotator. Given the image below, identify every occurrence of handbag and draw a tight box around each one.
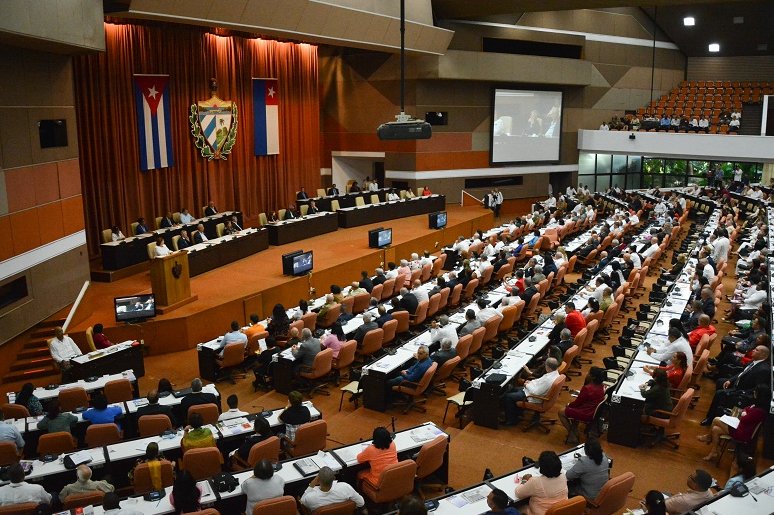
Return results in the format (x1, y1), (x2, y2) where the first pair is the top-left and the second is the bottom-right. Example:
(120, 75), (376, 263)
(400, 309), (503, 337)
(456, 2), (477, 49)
(213, 472), (239, 493)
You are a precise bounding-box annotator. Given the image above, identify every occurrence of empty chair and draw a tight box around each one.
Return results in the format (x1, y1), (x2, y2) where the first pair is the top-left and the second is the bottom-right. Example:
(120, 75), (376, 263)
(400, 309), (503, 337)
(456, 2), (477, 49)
(0, 442), (20, 467)
(252, 495), (298, 515)
(0, 503), (39, 515)
(302, 312), (318, 331)
(381, 319), (398, 347)
(85, 423), (122, 447)
(392, 311), (410, 335)
(544, 496), (587, 515)
(182, 447), (224, 480)
(37, 431), (76, 455)
(59, 387), (89, 412)
(1, 403), (30, 420)
(351, 293), (371, 314)
(104, 379), (134, 404)
(312, 500), (357, 515)
(415, 435), (449, 496)
(426, 293), (441, 318)
(429, 356), (461, 396)
(138, 414), (173, 437)
(285, 420), (327, 457)
(410, 300), (429, 329)
(585, 472), (636, 515)
(380, 279), (396, 300)
(63, 491), (105, 510)
(358, 328), (384, 361)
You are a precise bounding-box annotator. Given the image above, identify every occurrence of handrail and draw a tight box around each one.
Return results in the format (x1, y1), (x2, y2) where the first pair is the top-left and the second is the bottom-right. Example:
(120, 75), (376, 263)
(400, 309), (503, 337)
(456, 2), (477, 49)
(62, 280), (90, 333)
(461, 190), (484, 207)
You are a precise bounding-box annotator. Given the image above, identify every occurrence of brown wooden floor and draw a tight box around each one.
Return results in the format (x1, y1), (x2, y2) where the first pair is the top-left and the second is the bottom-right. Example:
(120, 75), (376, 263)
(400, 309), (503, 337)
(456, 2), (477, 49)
(3, 211), (771, 513)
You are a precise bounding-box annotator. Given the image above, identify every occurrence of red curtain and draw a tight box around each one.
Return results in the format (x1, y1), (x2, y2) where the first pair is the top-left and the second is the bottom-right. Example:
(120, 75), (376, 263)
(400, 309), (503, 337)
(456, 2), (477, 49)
(74, 22), (320, 257)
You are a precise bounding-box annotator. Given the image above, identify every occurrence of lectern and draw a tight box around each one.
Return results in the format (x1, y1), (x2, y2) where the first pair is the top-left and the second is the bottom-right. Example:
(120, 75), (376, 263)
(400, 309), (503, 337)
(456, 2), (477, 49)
(150, 251), (198, 313)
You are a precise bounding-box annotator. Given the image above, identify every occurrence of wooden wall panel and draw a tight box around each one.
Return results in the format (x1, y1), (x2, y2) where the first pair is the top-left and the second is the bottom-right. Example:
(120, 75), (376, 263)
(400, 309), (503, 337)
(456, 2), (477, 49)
(9, 210), (41, 254)
(36, 201), (65, 244)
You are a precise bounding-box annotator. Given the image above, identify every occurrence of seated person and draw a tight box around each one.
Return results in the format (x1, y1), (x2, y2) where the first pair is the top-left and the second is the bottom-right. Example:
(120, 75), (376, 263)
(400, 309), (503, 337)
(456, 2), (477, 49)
(688, 314), (716, 350)
(92, 323), (113, 349)
(177, 229), (192, 249)
(216, 320), (248, 363)
(241, 459), (285, 514)
(180, 378), (219, 420)
(284, 204), (298, 220)
(154, 236), (171, 257)
(352, 313), (378, 345)
(169, 471), (201, 513)
(0, 408), (25, 453)
(128, 442), (171, 490)
(193, 223), (208, 243)
(181, 412), (216, 453)
(356, 427), (398, 487)
(374, 304), (393, 328)
(291, 328), (321, 373)
(398, 287), (419, 315)
(348, 281), (367, 297)
(179, 208), (194, 224)
(429, 315), (458, 349)
(252, 338), (282, 391)
(664, 469), (713, 514)
(233, 415), (272, 463)
(136, 390), (176, 426)
(565, 439), (611, 500)
(386, 346), (432, 390)
(643, 352), (687, 389)
(458, 309), (482, 337)
(639, 368), (673, 419)
(431, 339), (456, 367)
(110, 225), (125, 241)
(59, 464), (114, 502)
(483, 488), (519, 515)
(278, 391), (311, 443)
(514, 451), (568, 515)
(558, 367), (606, 444)
(135, 217), (149, 234)
(219, 394), (249, 421)
(476, 298), (503, 325)
(321, 322), (346, 358)
(83, 393), (123, 427)
(14, 383), (43, 417)
(36, 401), (77, 435)
(0, 463), (51, 506)
(48, 326), (83, 377)
(223, 220), (238, 235)
(502, 358), (560, 425)
(301, 466), (365, 512)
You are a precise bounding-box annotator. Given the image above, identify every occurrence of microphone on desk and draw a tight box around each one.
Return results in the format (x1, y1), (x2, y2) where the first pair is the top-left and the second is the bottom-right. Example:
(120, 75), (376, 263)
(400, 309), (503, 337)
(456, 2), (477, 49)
(390, 416), (397, 436)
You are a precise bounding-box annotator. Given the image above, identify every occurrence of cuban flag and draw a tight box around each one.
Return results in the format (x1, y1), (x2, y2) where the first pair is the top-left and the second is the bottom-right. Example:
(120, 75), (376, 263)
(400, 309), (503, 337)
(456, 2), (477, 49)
(253, 78), (279, 155)
(133, 74), (174, 170)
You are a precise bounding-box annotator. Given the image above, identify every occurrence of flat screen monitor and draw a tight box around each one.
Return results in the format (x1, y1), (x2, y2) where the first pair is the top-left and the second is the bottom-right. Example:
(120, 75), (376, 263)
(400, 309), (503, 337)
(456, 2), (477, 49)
(282, 249), (304, 275)
(490, 88), (563, 164)
(429, 211), (447, 229)
(292, 251), (314, 276)
(368, 227), (392, 248)
(114, 294), (156, 323)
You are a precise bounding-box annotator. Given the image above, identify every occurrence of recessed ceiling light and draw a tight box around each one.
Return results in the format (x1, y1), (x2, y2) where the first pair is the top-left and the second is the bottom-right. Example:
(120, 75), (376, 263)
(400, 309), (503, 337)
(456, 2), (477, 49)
(708, 43), (720, 52)
(758, 44), (768, 51)
(683, 17), (695, 26)
(733, 16), (744, 24)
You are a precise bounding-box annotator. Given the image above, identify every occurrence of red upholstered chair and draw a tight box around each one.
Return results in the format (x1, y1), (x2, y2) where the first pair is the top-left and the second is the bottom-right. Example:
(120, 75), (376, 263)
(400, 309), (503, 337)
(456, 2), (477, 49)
(361, 460), (417, 506)
(392, 362), (437, 413)
(181, 447), (224, 480)
(85, 423), (122, 447)
(252, 496), (298, 515)
(104, 378), (134, 403)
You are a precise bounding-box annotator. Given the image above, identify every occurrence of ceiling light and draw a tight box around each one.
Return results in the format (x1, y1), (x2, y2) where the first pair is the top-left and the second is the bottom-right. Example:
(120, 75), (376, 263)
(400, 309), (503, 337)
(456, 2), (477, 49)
(683, 17), (695, 26)
(733, 16), (744, 24)
(708, 43), (720, 52)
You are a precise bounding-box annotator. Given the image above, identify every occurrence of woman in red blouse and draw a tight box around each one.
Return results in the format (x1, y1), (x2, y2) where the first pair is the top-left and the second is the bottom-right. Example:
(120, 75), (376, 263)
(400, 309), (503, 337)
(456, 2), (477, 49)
(697, 384), (769, 461)
(92, 324), (113, 349)
(644, 351), (687, 389)
(558, 367), (606, 444)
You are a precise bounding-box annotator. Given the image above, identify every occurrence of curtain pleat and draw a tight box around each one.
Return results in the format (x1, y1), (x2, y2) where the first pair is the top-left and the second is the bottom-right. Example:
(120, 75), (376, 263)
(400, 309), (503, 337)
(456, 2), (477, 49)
(73, 23), (320, 258)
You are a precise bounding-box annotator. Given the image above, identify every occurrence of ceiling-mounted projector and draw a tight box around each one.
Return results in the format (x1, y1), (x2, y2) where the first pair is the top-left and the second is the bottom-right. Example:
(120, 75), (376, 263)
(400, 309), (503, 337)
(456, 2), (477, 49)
(377, 112), (432, 140)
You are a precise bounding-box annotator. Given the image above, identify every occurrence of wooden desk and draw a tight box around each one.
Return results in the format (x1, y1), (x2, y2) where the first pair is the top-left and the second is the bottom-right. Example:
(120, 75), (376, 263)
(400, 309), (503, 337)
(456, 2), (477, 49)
(70, 342), (145, 380)
(266, 212), (339, 245)
(187, 229), (269, 277)
(336, 195), (445, 228)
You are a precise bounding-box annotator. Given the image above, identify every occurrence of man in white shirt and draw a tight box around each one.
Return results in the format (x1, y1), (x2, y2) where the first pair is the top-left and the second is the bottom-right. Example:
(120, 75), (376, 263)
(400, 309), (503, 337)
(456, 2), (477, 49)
(0, 463), (51, 507)
(452, 236), (470, 254)
(217, 320), (248, 357)
(641, 238), (660, 259)
(700, 259), (715, 283)
(429, 315), (458, 349)
(179, 208), (195, 224)
(629, 253), (642, 269)
(218, 394), (249, 421)
(386, 190), (400, 201)
(301, 467), (365, 513)
(0, 411), (24, 452)
(711, 232), (730, 265)
(411, 280), (429, 305)
(49, 327), (82, 378)
(599, 122), (609, 130)
(503, 358), (560, 424)
(385, 263), (399, 280)
(476, 298), (503, 325)
(647, 327), (693, 364)
(544, 195), (556, 208)
(566, 186), (576, 197)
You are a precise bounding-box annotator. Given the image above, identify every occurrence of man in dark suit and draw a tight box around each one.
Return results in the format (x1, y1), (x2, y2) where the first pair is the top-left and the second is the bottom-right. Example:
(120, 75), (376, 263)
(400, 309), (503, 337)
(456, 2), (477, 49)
(374, 304), (392, 328)
(135, 217), (149, 235)
(180, 378), (220, 420)
(296, 187), (309, 201)
(204, 201), (218, 217)
(327, 184), (340, 196)
(284, 204), (298, 220)
(372, 268), (387, 286)
(701, 345), (771, 425)
(352, 313), (378, 344)
(136, 390), (176, 426)
(159, 212), (175, 229)
(398, 287), (419, 315)
(177, 229), (192, 250)
(307, 200), (320, 215)
(359, 271), (374, 293)
(193, 224), (208, 244)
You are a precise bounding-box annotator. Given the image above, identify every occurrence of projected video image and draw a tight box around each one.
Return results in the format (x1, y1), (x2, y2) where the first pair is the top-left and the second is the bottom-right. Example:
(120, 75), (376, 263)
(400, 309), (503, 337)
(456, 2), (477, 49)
(491, 89), (563, 164)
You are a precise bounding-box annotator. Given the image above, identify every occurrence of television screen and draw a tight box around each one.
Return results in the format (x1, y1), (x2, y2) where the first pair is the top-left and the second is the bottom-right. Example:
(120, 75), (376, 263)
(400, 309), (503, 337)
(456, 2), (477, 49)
(292, 251), (313, 276)
(491, 88), (562, 164)
(429, 211), (447, 229)
(115, 294), (156, 323)
(282, 249), (304, 275)
(369, 227), (392, 248)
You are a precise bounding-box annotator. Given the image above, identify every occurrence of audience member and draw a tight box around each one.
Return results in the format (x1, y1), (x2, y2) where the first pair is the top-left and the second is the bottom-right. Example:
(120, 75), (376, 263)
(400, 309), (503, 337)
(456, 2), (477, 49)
(301, 466), (365, 512)
(59, 464), (115, 502)
(514, 450), (568, 515)
(241, 459), (285, 514)
(219, 394), (249, 421)
(0, 463), (51, 506)
(357, 426), (398, 487)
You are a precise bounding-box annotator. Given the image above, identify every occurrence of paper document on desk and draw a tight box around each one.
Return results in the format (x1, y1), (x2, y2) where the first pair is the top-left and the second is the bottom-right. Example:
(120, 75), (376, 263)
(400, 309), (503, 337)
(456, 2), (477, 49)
(409, 424), (443, 443)
(718, 415), (740, 429)
(311, 450), (342, 471)
(199, 479), (215, 501)
(333, 443), (368, 464)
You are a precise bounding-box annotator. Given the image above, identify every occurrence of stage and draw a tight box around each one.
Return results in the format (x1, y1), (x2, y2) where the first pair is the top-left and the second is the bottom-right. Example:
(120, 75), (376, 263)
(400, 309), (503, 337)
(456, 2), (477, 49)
(67, 205), (493, 355)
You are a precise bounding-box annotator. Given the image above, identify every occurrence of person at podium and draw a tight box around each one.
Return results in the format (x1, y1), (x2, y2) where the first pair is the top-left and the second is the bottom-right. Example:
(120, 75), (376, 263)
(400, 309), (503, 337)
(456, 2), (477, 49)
(154, 236), (171, 258)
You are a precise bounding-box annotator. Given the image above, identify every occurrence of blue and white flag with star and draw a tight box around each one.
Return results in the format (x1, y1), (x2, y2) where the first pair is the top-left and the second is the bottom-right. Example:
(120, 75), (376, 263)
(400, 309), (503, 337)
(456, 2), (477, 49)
(134, 74), (174, 170)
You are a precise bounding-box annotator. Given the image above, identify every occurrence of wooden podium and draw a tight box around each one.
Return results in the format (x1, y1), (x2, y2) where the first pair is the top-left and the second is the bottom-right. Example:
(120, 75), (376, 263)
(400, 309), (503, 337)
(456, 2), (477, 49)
(150, 251), (198, 313)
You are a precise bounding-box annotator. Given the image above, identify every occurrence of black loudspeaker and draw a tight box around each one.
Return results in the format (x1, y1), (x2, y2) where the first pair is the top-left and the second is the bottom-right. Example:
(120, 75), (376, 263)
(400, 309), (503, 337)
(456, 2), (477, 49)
(425, 111), (448, 125)
(38, 119), (68, 148)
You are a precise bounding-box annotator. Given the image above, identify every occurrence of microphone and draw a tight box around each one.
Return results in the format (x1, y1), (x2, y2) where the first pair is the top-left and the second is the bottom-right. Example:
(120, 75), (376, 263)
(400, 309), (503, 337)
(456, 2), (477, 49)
(390, 416), (397, 436)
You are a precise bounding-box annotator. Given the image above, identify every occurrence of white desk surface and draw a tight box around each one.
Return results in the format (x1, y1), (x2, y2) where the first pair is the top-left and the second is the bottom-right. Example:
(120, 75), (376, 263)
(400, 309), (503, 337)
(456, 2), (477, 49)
(105, 424), (221, 462)
(696, 467), (774, 514)
(100, 212), (239, 248)
(266, 212), (335, 226)
(26, 446), (107, 481)
(125, 384), (219, 414)
(71, 341), (136, 365)
(34, 371), (137, 402)
(185, 227), (263, 253)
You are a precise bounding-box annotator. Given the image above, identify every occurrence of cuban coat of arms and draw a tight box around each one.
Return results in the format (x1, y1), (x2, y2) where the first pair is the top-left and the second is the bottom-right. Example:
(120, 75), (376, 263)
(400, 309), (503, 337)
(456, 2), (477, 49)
(190, 78), (238, 160)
